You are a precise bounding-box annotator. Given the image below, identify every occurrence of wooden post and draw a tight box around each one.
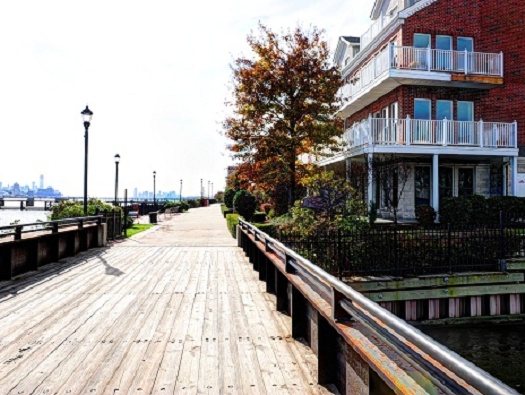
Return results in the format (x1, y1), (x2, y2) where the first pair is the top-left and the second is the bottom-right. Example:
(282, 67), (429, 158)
(275, 270), (288, 312)
(291, 286), (307, 339)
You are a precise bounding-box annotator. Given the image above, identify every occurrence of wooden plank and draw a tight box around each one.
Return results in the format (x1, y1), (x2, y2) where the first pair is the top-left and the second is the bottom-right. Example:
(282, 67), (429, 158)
(364, 283), (525, 302)
(348, 272), (524, 292)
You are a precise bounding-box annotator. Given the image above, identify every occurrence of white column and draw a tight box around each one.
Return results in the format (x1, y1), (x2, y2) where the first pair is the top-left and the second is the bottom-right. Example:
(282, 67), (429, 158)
(368, 153), (374, 206)
(511, 156), (518, 196)
(432, 154), (439, 219)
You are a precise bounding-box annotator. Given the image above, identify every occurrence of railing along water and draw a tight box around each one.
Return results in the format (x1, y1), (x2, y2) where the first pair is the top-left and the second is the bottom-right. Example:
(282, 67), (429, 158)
(238, 219), (518, 395)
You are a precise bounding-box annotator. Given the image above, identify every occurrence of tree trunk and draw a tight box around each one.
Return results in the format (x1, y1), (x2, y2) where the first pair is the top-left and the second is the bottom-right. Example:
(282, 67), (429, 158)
(288, 156), (296, 210)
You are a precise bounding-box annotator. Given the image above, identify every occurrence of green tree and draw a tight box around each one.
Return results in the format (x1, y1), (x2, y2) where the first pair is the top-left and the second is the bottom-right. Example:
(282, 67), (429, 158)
(223, 23), (343, 214)
(233, 190), (257, 221)
(224, 188), (237, 209)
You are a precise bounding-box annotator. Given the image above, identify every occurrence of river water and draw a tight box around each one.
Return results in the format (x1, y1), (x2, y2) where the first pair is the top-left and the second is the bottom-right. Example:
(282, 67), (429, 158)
(421, 323), (525, 392)
(0, 210), (50, 226)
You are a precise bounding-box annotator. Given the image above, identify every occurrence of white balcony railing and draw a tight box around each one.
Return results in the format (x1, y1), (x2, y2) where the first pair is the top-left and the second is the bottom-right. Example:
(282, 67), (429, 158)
(343, 117), (517, 150)
(339, 44), (504, 105)
(360, 15), (394, 50)
(392, 46), (503, 76)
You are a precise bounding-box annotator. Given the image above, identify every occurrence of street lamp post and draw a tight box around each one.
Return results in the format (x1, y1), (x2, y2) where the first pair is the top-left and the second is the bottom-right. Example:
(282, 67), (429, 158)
(114, 154), (120, 206)
(200, 179), (203, 200)
(212, 182), (214, 199)
(81, 105), (93, 216)
(208, 181), (210, 199)
(153, 171), (157, 209)
(180, 179), (183, 203)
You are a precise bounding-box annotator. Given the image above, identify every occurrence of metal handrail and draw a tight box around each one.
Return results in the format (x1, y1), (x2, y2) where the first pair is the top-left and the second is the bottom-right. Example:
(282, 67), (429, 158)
(238, 219), (518, 395)
(0, 216), (104, 238)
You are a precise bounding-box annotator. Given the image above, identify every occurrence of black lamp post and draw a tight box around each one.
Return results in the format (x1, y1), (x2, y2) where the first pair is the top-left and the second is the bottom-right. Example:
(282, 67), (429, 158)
(114, 154), (120, 206)
(81, 105), (93, 216)
(180, 179), (183, 203)
(153, 171), (157, 208)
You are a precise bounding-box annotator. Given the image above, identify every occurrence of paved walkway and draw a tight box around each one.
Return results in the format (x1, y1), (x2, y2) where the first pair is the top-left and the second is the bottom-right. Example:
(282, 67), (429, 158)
(0, 205), (330, 394)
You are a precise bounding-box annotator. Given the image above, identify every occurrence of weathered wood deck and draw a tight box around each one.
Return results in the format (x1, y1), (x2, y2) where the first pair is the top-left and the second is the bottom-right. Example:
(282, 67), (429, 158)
(0, 206), (331, 394)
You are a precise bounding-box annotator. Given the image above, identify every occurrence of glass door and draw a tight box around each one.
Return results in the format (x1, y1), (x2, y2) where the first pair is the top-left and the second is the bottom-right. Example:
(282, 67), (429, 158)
(436, 100), (453, 144)
(415, 166), (431, 206)
(457, 101), (474, 144)
(457, 37), (474, 72)
(414, 99), (431, 143)
(439, 167), (453, 200)
(436, 35), (452, 70)
(413, 33), (431, 69)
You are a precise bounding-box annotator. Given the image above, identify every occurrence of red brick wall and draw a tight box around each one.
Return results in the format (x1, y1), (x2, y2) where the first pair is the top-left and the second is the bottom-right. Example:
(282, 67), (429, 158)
(403, 0), (525, 145)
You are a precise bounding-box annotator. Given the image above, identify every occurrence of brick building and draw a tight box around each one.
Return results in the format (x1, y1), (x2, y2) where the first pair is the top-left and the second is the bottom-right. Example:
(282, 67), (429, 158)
(319, 0), (525, 220)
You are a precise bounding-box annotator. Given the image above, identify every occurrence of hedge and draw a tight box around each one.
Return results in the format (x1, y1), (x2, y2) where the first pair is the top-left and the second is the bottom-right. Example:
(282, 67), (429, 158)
(226, 213), (241, 238)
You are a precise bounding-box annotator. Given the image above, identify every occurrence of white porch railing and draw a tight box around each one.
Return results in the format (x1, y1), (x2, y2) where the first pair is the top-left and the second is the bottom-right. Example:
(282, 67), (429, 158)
(392, 45), (503, 76)
(339, 44), (503, 104)
(343, 117), (517, 149)
(360, 15), (394, 50)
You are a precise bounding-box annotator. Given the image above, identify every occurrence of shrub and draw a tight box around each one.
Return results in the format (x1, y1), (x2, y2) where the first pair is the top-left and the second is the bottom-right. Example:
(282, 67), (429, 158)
(233, 190), (257, 221)
(50, 199), (116, 220)
(224, 188), (237, 209)
(179, 201), (190, 212)
(415, 204), (436, 227)
(252, 212), (266, 223)
(253, 223), (277, 238)
(439, 196), (471, 225)
(226, 213), (240, 238)
(187, 199), (200, 208)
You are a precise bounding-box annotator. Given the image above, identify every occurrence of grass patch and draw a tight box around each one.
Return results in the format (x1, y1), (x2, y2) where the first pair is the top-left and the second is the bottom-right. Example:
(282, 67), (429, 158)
(125, 224), (154, 238)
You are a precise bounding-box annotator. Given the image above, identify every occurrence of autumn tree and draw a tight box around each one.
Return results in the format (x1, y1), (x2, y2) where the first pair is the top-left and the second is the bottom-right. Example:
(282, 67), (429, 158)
(223, 23), (342, 215)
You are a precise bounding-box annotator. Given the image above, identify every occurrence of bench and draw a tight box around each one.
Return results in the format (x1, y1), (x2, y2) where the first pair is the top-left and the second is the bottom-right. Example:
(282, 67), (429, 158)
(164, 206), (180, 217)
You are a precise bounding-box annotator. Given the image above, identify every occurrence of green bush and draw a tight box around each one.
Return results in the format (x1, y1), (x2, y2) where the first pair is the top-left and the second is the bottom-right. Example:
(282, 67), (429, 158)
(187, 199), (200, 208)
(226, 213), (240, 238)
(253, 223), (277, 238)
(50, 199), (116, 220)
(252, 212), (266, 223)
(233, 190), (257, 221)
(224, 188), (237, 209)
(415, 204), (436, 227)
(179, 201), (190, 212)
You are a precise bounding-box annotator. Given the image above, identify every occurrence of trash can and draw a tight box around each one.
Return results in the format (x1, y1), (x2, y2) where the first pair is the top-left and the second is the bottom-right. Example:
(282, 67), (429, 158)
(148, 211), (158, 224)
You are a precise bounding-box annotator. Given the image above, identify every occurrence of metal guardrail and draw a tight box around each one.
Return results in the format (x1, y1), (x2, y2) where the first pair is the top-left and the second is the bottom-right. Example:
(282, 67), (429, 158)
(0, 216), (103, 240)
(238, 218), (519, 395)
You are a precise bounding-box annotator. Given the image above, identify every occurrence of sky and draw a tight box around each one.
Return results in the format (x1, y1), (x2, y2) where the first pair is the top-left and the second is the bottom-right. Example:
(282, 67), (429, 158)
(0, 0), (371, 198)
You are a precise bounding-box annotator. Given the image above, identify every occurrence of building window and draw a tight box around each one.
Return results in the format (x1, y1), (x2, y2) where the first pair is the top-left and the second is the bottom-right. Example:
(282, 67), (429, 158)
(439, 167), (453, 199)
(436, 35), (452, 70)
(458, 168), (474, 196)
(457, 37), (474, 71)
(415, 166), (431, 206)
(414, 99), (431, 143)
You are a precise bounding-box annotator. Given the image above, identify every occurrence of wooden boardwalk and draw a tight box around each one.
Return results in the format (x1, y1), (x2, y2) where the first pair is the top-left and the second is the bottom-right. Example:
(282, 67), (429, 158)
(0, 206), (331, 394)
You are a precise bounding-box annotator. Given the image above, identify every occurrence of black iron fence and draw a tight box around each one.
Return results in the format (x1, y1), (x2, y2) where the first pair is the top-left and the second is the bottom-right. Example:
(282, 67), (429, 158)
(279, 212), (525, 278)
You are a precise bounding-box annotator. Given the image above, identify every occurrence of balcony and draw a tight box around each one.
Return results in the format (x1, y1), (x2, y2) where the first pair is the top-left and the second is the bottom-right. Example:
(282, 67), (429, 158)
(343, 117), (517, 156)
(339, 45), (504, 118)
(360, 15), (394, 50)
